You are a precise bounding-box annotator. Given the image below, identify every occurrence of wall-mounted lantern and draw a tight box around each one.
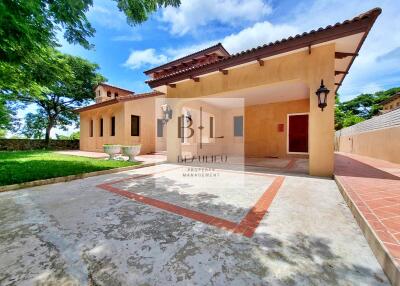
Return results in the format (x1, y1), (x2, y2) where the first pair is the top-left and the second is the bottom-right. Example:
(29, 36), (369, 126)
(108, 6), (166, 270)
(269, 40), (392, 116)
(315, 79), (330, 111)
(161, 104), (173, 125)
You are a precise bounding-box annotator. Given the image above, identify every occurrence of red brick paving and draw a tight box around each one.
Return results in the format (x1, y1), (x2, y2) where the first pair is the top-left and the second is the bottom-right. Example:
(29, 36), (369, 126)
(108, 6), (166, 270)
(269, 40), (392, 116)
(335, 152), (400, 267)
(97, 168), (284, 238)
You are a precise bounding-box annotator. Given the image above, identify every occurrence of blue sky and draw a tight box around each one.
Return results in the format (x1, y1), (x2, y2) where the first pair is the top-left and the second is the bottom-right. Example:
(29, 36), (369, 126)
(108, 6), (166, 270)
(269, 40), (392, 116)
(18, 0), (400, 137)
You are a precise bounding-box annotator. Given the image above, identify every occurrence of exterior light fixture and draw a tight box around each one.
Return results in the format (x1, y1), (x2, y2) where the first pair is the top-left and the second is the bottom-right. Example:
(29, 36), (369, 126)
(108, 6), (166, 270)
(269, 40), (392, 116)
(315, 79), (330, 111)
(161, 104), (173, 124)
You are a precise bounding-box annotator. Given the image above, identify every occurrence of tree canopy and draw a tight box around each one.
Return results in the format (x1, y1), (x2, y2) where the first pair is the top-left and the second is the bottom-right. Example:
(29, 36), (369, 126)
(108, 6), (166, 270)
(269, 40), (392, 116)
(0, 0), (180, 134)
(335, 87), (400, 130)
(0, 0), (180, 66)
(18, 48), (105, 142)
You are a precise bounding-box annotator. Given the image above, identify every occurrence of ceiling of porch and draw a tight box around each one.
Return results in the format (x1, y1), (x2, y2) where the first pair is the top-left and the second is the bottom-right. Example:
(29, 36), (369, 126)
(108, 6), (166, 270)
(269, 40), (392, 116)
(198, 81), (309, 109)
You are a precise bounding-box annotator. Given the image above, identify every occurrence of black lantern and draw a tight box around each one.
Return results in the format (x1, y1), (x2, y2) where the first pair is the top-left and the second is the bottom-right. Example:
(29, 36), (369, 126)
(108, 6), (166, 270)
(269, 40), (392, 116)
(315, 79), (330, 111)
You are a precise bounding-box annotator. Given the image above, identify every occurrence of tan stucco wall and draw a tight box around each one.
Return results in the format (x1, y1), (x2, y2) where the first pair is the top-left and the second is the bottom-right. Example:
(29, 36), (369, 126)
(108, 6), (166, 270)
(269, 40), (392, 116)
(79, 96), (165, 154)
(176, 101), (245, 158)
(245, 99), (309, 158)
(80, 102), (125, 151)
(165, 44), (335, 176)
(336, 127), (400, 164)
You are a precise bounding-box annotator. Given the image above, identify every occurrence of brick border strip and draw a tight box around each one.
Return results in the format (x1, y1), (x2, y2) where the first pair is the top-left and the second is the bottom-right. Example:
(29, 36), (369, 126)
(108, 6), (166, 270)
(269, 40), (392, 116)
(0, 162), (161, 193)
(334, 176), (400, 286)
(97, 167), (285, 238)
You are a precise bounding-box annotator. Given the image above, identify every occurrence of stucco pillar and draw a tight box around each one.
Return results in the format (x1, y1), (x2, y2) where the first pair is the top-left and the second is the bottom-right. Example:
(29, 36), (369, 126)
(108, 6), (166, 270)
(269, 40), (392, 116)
(166, 99), (183, 163)
(307, 45), (335, 177)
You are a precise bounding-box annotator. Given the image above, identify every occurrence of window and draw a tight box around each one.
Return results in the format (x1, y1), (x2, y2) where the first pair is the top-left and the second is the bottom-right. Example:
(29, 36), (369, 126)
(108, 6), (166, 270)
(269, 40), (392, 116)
(131, 115), (140, 136)
(89, 120), (93, 137)
(390, 105), (393, 109)
(157, 119), (164, 137)
(115, 92), (118, 98)
(107, 91), (111, 97)
(233, 116), (243, 137)
(99, 118), (103, 137)
(111, 116), (115, 136)
(209, 117), (214, 138)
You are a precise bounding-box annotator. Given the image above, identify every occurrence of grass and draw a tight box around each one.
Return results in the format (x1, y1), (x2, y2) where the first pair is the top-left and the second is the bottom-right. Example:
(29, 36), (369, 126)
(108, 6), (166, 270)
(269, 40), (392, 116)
(0, 150), (140, 186)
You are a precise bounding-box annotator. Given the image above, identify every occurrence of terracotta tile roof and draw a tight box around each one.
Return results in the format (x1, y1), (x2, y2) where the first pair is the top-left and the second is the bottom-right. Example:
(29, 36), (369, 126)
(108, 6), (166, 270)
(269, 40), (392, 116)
(380, 92), (400, 105)
(146, 8), (381, 89)
(96, 83), (134, 95)
(75, 91), (164, 113)
(143, 43), (230, 75)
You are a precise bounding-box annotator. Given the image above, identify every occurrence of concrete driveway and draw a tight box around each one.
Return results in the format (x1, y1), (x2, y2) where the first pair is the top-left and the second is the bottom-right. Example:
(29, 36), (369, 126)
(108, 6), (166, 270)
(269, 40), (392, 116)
(0, 164), (389, 285)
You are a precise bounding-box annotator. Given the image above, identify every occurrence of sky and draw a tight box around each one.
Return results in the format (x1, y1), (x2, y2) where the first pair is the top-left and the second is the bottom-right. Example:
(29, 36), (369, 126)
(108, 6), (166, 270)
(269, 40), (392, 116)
(17, 0), (400, 137)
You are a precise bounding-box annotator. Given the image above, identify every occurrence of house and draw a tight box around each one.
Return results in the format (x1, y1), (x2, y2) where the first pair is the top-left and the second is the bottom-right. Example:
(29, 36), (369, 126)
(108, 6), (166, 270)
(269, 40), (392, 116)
(380, 92), (400, 113)
(76, 83), (166, 154)
(77, 8), (381, 177)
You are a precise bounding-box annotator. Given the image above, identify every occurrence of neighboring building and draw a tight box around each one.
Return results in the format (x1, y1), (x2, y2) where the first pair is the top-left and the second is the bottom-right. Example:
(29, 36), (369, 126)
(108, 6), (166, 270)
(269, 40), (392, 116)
(77, 8), (381, 177)
(380, 92), (400, 113)
(76, 84), (166, 154)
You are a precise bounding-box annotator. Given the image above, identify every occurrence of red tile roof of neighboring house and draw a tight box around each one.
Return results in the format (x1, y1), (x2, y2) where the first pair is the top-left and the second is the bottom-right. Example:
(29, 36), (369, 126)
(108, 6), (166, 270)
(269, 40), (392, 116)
(146, 8), (382, 92)
(380, 92), (400, 105)
(74, 91), (163, 113)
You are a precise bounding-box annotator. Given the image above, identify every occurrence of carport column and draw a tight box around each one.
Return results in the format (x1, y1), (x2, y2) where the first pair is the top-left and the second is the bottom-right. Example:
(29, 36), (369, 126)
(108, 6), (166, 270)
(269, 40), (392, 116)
(166, 99), (182, 163)
(308, 45), (335, 177)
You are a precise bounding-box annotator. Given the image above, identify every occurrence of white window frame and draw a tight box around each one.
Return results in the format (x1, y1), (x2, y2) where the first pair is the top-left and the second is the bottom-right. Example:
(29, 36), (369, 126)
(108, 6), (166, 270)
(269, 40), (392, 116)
(286, 112), (309, 155)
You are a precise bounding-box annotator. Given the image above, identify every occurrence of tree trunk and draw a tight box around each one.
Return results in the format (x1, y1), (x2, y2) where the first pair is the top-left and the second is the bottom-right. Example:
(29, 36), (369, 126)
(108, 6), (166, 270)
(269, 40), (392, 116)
(45, 122), (53, 146)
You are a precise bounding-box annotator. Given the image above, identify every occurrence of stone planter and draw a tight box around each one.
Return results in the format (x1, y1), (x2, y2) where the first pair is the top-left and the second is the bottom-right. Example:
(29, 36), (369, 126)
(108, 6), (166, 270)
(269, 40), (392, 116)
(121, 145), (141, 162)
(103, 145), (121, 160)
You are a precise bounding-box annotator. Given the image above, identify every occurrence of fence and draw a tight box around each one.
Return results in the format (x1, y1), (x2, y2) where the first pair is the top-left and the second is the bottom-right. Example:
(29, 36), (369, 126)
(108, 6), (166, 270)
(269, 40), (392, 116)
(335, 108), (400, 163)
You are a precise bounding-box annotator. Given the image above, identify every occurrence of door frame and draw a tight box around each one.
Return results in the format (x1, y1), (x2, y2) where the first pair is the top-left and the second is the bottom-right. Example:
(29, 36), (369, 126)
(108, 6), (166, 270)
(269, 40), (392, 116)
(286, 112), (309, 155)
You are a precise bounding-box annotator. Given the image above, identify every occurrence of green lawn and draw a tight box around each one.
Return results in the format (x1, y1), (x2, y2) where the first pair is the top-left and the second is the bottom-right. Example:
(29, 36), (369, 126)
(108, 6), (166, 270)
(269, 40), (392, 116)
(0, 150), (139, 186)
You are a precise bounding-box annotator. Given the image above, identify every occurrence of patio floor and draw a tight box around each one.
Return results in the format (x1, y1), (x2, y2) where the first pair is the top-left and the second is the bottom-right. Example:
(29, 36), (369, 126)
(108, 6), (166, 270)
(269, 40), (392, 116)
(335, 152), (400, 283)
(0, 163), (389, 285)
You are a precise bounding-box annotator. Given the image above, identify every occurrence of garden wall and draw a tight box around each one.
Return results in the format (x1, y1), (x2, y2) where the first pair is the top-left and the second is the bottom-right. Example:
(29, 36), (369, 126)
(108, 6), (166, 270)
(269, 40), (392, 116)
(335, 108), (400, 164)
(0, 139), (79, 151)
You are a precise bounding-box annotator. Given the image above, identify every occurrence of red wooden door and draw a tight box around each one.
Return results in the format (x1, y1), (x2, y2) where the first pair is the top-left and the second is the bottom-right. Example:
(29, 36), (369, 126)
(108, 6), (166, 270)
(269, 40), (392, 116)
(288, 114), (308, 153)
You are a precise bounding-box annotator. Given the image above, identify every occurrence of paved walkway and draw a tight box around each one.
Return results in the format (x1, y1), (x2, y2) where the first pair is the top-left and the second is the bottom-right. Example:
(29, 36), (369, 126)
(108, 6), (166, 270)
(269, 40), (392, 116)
(335, 152), (400, 282)
(0, 163), (388, 285)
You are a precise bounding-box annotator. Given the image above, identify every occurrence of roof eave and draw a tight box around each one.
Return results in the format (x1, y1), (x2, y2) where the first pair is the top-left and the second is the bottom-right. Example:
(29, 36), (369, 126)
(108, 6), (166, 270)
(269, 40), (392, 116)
(143, 43), (229, 75)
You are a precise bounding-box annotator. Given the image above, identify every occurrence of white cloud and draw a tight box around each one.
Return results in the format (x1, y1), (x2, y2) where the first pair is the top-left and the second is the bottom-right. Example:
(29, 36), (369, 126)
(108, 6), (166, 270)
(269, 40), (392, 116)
(162, 20), (298, 59)
(128, 0), (400, 101)
(221, 21), (298, 53)
(161, 0), (272, 36)
(361, 83), (382, 94)
(123, 49), (168, 70)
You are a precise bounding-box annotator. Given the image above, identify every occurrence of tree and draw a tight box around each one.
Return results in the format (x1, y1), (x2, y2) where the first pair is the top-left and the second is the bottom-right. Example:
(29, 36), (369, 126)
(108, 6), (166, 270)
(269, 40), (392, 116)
(21, 112), (48, 139)
(0, 97), (21, 133)
(335, 87), (400, 130)
(0, 0), (180, 64)
(56, 131), (80, 140)
(19, 48), (105, 143)
(0, 0), (180, 94)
